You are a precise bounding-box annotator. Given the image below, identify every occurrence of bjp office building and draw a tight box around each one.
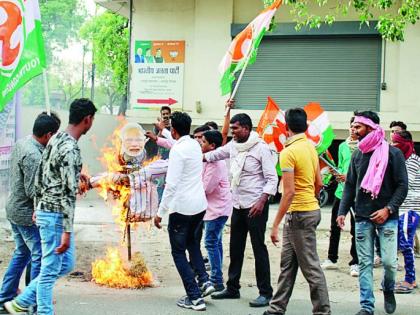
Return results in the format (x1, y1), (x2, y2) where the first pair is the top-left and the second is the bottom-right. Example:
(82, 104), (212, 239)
(96, 0), (420, 142)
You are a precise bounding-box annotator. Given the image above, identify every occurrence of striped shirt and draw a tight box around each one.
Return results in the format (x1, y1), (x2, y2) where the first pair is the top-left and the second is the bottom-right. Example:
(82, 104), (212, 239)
(400, 153), (420, 213)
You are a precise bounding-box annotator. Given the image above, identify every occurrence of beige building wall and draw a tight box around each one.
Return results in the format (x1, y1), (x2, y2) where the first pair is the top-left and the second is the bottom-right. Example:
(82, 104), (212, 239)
(124, 0), (420, 140)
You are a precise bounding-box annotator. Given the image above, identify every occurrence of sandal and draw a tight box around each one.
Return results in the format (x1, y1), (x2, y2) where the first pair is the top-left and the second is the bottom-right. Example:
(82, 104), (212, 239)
(395, 281), (414, 294)
(395, 280), (417, 288)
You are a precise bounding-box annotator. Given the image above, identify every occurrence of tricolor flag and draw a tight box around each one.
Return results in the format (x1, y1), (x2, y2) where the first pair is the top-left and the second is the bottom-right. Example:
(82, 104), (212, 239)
(304, 102), (335, 155)
(218, 0), (282, 95)
(0, 0), (46, 112)
(257, 97), (287, 153)
(257, 98), (335, 155)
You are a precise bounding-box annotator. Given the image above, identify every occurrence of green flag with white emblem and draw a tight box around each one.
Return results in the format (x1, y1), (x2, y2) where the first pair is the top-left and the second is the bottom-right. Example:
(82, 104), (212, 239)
(0, 0), (46, 112)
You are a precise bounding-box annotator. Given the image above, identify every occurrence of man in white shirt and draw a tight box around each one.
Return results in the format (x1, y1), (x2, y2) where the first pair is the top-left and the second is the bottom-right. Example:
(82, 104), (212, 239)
(154, 112), (214, 311)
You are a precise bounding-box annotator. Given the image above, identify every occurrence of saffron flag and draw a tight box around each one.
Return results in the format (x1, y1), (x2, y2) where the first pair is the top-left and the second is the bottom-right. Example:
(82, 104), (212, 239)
(257, 98), (335, 155)
(219, 0), (282, 95)
(0, 0), (46, 112)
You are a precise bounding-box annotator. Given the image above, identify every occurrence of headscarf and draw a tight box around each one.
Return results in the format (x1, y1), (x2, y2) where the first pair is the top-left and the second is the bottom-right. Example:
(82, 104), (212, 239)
(354, 116), (389, 199)
(391, 132), (414, 160)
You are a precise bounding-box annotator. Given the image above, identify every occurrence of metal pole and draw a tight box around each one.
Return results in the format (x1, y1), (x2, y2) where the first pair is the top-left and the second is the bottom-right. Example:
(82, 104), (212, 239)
(126, 0), (134, 112)
(82, 45), (86, 97)
(90, 62), (95, 101)
(42, 70), (51, 115)
(127, 223), (132, 261)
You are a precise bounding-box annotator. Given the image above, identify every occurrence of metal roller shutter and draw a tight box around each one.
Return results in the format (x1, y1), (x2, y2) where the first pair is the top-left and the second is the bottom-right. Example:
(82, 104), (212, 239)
(234, 36), (382, 111)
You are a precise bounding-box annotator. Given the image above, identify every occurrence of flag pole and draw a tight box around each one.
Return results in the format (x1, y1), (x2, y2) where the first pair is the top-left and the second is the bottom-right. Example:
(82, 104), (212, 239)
(224, 47), (253, 116)
(43, 70), (51, 115)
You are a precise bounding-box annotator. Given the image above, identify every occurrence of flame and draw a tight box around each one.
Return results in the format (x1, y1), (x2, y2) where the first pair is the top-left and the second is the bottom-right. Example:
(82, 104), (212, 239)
(92, 247), (153, 289)
(93, 118), (131, 230)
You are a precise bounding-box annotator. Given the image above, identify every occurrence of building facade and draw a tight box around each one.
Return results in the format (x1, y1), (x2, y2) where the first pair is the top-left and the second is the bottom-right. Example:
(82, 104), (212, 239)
(96, 0), (420, 140)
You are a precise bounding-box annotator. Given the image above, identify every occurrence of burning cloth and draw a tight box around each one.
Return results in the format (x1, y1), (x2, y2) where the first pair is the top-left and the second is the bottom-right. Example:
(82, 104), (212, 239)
(90, 159), (168, 221)
(128, 159), (168, 221)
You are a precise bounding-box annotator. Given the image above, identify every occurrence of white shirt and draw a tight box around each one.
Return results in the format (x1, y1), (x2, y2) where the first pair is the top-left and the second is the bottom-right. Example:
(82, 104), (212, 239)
(158, 135), (207, 217)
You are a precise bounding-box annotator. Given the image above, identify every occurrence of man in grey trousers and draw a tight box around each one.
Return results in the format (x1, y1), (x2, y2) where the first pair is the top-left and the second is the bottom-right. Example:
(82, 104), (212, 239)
(264, 108), (331, 315)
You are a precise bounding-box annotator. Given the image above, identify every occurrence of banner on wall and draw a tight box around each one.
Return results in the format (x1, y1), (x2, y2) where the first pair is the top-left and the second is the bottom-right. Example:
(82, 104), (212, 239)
(132, 40), (185, 110)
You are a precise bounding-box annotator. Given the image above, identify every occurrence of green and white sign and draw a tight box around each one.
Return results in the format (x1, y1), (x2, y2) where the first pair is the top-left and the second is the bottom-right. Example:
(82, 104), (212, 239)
(0, 0), (46, 112)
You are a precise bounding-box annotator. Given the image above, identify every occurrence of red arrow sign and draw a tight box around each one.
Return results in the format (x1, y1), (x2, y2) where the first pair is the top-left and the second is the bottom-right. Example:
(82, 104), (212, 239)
(137, 98), (178, 105)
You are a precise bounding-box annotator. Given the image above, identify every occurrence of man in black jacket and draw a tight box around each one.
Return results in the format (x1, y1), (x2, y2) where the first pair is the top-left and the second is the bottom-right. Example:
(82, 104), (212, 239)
(337, 111), (408, 315)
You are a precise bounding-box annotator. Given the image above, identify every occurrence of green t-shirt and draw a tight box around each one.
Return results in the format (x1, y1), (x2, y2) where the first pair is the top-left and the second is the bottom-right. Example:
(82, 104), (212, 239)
(334, 141), (353, 199)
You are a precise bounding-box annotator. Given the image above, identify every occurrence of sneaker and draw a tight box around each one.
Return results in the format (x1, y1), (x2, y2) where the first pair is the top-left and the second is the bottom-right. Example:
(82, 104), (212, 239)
(384, 291), (396, 314)
(374, 255), (382, 268)
(200, 281), (216, 297)
(321, 259), (338, 270)
(350, 264), (359, 277)
(263, 311), (284, 315)
(355, 309), (373, 315)
(176, 296), (206, 311)
(4, 301), (28, 314)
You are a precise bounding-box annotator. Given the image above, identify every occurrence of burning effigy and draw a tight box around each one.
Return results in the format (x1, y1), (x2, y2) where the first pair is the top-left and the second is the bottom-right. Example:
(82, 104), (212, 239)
(89, 120), (167, 289)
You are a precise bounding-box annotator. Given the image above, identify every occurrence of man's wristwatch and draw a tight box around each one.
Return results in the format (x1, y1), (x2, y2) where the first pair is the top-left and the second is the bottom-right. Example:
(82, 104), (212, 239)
(385, 206), (394, 215)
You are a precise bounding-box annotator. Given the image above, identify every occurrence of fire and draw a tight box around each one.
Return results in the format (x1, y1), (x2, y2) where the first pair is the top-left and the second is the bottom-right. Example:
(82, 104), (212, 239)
(92, 247), (153, 289)
(94, 118), (131, 231)
(91, 118), (158, 289)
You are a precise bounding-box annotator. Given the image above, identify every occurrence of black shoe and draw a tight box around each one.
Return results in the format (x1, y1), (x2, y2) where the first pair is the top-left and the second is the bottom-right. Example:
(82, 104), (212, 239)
(211, 288), (240, 299)
(384, 291), (396, 314)
(263, 311), (284, 315)
(355, 310), (373, 315)
(249, 295), (271, 307)
(213, 283), (225, 292)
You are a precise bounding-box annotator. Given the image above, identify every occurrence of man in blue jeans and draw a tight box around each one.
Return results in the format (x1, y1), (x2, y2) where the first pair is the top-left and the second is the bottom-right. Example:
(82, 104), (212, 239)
(5, 99), (96, 315)
(201, 130), (232, 291)
(0, 113), (60, 314)
(337, 111), (408, 315)
(154, 112), (212, 311)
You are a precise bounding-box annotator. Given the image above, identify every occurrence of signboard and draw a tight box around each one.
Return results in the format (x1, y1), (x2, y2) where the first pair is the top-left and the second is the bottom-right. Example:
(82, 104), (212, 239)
(132, 40), (185, 110)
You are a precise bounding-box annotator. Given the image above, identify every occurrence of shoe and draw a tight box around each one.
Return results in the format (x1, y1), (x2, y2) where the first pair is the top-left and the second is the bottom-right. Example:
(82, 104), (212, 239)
(350, 264), (359, 277)
(4, 301), (28, 314)
(200, 281), (215, 297)
(355, 310), (373, 315)
(211, 288), (240, 299)
(0, 303), (9, 315)
(374, 255), (382, 268)
(177, 296), (206, 311)
(213, 283), (225, 292)
(263, 311), (284, 315)
(321, 259), (338, 270)
(249, 295), (271, 307)
(384, 291), (396, 314)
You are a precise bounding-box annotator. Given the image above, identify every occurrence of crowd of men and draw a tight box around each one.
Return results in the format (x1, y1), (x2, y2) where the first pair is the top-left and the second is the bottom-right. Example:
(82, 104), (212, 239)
(0, 99), (418, 315)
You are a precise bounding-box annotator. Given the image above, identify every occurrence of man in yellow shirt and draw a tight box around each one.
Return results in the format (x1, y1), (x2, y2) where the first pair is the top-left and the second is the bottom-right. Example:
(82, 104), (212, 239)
(264, 108), (331, 315)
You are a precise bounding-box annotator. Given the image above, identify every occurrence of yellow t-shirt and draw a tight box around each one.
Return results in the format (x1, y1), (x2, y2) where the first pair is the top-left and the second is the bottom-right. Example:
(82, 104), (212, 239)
(280, 134), (320, 212)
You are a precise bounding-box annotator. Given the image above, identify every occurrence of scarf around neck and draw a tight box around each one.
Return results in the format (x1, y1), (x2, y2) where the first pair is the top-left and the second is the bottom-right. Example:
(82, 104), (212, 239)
(230, 131), (262, 188)
(355, 116), (389, 199)
(391, 132), (414, 160)
(346, 137), (358, 153)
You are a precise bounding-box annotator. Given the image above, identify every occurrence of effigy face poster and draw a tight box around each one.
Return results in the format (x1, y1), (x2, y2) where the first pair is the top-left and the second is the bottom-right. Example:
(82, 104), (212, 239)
(131, 40), (185, 111)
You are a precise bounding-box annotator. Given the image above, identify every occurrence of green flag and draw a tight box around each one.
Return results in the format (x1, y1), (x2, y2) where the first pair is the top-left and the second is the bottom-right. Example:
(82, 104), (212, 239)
(0, 0), (46, 112)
